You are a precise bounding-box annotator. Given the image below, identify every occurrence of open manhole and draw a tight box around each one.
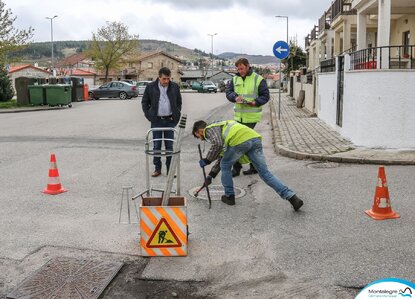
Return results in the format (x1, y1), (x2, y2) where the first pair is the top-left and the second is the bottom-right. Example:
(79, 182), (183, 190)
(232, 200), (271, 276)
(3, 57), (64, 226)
(307, 161), (340, 169)
(188, 184), (246, 201)
(7, 257), (123, 299)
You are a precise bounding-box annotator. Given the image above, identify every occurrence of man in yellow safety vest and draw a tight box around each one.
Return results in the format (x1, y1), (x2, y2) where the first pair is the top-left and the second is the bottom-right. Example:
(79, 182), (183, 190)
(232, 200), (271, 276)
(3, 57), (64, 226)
(226, 58), (270, 177)
(192, 120), (303, 211)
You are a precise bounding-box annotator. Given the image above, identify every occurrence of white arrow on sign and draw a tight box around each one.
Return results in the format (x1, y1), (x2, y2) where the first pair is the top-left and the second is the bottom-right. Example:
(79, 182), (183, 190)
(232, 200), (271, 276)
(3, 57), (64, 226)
(275, 46), (288, 54)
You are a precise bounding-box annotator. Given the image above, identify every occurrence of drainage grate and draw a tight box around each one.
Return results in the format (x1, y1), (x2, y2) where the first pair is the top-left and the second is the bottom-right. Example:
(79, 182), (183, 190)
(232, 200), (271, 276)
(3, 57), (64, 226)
(7, 257), (123, 299)
(188, 184), (246, 201)
(306, 162), (340, 169)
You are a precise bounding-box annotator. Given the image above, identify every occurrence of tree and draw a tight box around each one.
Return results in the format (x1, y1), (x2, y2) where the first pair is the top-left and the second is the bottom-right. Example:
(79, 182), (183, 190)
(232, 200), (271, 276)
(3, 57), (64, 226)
(0, 65), (14, 102)
(281, 41), (307, 76)
(0, 0), (34, 65)
(87, 21), (139, 82)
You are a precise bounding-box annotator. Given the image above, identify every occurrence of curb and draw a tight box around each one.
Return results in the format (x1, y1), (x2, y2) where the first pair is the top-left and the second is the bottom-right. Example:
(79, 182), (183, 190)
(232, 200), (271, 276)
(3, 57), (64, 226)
(269, 101), (415, 166)
(0, 106), (67, 113)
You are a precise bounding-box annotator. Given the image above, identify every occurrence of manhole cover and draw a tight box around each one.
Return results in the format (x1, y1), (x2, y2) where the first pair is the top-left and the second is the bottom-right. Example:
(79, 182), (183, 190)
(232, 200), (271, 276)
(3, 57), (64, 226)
(188, 184), (245, 201)
(7, 257), (123, 299)
(307, 162), (340, 169)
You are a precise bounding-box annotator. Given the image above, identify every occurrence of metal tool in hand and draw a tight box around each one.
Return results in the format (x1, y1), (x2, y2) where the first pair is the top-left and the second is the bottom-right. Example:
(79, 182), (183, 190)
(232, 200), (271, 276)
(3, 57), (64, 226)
(197, 144), (212, 209)
(193, 183), (206, 198)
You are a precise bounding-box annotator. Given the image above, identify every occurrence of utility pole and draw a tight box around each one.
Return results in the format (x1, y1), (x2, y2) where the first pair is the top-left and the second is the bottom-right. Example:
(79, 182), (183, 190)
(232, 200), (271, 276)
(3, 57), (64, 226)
(46, 15), (58, 76)
(207, 33), (218, 78)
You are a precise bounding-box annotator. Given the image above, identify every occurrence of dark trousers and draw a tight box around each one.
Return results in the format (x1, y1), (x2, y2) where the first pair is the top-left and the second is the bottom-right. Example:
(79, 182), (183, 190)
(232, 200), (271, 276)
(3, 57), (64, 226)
(233, 122), (257, 171)
(151, 118), (175, 171)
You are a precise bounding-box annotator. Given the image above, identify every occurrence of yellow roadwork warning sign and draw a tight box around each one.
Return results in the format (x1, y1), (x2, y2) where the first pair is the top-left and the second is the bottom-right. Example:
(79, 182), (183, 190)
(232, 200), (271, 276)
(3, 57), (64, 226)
(140, 196), (187, 256)
(147, 218), (182, 248)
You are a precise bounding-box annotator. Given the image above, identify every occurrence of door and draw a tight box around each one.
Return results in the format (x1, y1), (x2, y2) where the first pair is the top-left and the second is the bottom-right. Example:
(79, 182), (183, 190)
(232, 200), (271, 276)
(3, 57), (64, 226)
(336, 55), (344, 127)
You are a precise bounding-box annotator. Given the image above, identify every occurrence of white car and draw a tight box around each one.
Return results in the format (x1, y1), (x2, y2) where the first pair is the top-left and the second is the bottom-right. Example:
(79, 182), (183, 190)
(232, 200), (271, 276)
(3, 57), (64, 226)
(137, 81), (152, 95)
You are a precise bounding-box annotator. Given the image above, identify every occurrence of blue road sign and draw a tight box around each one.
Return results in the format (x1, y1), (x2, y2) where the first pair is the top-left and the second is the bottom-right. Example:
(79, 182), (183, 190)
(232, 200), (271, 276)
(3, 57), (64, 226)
(272, 41), (290, 60)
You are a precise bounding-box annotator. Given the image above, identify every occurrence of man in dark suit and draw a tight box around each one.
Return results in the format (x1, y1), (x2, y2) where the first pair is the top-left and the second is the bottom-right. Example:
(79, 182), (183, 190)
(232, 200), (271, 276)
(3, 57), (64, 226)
(141, 67), (182, 177)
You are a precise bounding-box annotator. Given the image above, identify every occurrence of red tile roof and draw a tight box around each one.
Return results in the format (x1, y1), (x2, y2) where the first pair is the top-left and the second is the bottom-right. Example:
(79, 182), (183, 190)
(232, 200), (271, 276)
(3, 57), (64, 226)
(55, 53), (89, 68)
(9, 64), (52, 75)
(68, 69), (96, 76)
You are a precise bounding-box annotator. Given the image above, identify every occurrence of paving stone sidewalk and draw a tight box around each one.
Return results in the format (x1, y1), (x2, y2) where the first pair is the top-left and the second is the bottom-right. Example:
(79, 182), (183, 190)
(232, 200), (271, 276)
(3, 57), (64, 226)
(269, 92), (415, 165)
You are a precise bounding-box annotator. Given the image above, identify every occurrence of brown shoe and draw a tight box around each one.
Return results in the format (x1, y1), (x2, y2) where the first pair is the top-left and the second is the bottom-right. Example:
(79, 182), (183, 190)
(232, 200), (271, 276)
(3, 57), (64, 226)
(151, 170), (161, 177)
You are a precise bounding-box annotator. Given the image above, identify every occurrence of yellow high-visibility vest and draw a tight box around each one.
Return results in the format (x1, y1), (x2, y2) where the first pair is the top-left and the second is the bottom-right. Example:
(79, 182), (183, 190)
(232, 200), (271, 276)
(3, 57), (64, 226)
(233, 72), (264, 123)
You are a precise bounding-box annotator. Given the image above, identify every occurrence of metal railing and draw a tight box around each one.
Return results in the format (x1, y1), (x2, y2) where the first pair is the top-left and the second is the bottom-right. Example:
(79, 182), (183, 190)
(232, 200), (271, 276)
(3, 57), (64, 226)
(331, 0), (356, 20)
(350, 45), (415, 70)
(310, 25), (319, 41)
(320, 57), (336, 73)
(305, 34), (311, 48)
(319, 11), (332, 35)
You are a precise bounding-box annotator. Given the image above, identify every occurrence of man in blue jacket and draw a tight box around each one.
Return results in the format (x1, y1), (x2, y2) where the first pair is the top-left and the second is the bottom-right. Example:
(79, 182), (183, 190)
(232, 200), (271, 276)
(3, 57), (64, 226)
(142, 67), (182, 177)
(226, 58), (270, 177)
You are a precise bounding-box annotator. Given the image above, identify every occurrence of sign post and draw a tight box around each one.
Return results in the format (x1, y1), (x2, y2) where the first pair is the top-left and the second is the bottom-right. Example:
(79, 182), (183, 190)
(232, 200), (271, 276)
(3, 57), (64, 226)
(272, 41), (290, 119)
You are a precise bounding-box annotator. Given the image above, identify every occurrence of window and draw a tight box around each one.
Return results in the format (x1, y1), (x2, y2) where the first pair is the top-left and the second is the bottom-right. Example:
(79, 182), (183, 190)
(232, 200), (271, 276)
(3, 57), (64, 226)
(147, 62), (153, 69)
(403, 31), (410, 57)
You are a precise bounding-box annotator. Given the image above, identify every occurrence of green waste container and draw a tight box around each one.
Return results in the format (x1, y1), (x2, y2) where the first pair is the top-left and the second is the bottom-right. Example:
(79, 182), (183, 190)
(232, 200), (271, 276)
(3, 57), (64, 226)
(45, 84), (72, 107)
(28, 85), (47, 105)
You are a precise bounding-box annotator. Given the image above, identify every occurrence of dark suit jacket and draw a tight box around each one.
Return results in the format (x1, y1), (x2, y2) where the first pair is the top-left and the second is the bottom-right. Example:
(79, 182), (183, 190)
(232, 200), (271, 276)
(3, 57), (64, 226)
(141, 79), (182, 125)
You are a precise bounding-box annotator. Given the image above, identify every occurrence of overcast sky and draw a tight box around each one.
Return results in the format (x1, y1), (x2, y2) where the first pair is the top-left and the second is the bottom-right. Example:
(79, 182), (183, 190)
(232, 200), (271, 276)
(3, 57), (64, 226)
(6, 0), (330, 56)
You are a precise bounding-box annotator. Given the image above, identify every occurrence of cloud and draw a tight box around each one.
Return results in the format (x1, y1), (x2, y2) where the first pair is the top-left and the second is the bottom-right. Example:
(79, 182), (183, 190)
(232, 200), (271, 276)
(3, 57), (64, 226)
(5, 0), (329, 55)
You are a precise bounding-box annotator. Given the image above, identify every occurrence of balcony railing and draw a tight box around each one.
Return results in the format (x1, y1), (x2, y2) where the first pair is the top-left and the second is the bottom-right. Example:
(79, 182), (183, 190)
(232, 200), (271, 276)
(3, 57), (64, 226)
(331, 0), (356, 20)
(318, 11), (332, 35)
(350, 45), (415, 70)
(310, 25), (319, 41)
(320, 58), (336, 73)
(305, 34), (311, 48)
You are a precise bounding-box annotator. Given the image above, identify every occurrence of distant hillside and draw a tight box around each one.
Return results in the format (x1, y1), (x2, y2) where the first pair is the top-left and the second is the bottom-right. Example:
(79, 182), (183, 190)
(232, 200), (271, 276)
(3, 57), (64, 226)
(12, 40), (276, 66)
(218, 52), (278, 64)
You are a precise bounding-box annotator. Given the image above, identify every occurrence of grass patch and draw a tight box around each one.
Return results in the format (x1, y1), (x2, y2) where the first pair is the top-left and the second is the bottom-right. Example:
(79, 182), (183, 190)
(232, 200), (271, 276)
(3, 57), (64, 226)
(0, 99), (32, 109)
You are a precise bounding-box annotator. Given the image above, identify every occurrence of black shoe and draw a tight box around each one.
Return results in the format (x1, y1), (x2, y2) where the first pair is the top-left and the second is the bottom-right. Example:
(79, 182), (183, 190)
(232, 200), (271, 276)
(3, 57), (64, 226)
(288, 195), (303, 211)
(242, 167), (258, 175)
(232, 168), (241, 177)
(221, 194), (235, 206)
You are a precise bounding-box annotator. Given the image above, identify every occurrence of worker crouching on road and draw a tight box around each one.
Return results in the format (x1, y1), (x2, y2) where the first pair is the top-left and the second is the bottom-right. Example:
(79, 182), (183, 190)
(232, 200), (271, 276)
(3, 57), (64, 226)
(192, 120), (304, 211)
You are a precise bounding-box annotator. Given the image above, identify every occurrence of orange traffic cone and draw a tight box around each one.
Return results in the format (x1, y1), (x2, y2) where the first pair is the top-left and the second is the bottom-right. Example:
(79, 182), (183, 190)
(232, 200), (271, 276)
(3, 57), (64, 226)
(42, 154), (67, 195)
(365, 166), (399, 220)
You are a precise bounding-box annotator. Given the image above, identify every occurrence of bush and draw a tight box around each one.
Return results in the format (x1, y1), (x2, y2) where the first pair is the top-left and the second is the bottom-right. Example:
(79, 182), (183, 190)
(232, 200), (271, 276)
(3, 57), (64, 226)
(0, 66), (14, 102)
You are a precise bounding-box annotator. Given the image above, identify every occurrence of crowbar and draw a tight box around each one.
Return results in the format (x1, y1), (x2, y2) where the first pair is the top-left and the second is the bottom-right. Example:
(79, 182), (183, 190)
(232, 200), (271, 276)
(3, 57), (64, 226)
(197, 144), (212, 209)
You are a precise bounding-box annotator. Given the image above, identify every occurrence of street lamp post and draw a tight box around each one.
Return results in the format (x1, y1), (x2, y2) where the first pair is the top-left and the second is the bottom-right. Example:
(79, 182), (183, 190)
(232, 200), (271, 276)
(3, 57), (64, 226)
(275, 16), (289, 120)
(207, 33), (218, 78)
(275, 15), (288, 44)
(46, 15), (58, 75)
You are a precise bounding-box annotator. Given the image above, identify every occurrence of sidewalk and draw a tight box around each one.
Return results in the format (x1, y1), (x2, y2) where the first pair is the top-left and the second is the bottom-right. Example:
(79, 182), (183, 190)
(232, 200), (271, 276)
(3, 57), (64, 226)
(269, 92), (415, 165)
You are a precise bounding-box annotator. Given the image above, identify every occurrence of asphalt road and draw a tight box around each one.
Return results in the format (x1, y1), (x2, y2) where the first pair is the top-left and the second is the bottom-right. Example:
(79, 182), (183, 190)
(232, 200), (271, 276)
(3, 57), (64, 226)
(1, 92), (414, 298)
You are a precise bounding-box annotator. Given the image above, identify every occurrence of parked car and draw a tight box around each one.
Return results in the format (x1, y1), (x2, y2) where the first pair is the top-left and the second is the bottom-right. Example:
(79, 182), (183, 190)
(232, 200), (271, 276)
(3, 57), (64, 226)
(121, 79), (137, 86)
(218, 79), (231, 92)
(137, 80), (152, 95)
(191, 81), (218, 93)
(180, 81), (190, 89)
(88, 81), (138, 100)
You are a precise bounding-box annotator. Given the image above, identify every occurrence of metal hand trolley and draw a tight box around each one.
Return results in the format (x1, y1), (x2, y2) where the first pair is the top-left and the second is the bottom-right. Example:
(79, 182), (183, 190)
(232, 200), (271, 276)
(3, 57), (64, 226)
(133, 115), (189, 256)
(132, 127), (181, 200)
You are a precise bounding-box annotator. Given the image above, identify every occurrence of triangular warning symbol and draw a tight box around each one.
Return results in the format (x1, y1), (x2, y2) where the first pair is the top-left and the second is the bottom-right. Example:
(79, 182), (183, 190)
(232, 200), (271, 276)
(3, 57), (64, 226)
(147, 218), (182, 248)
